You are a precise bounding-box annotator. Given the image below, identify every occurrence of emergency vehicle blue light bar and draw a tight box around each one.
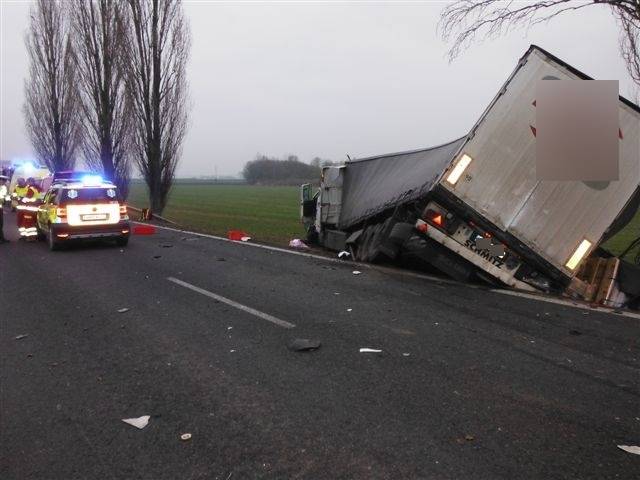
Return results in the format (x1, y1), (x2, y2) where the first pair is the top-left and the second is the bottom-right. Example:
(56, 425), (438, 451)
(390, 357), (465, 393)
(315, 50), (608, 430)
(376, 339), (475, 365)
(81, 175), (103, 186)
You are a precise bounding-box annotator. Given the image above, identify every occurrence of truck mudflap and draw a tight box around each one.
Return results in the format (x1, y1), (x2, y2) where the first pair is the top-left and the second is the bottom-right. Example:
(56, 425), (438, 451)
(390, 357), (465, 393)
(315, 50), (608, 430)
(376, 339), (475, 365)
(423, 225), (537, 292)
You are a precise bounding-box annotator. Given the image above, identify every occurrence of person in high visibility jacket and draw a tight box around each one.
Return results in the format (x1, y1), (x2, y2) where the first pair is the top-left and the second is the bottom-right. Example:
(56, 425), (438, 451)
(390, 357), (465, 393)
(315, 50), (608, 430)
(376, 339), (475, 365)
(12, 177), (28, 210)
(0, 176), (8, 243)
(16, 179), (43, 241)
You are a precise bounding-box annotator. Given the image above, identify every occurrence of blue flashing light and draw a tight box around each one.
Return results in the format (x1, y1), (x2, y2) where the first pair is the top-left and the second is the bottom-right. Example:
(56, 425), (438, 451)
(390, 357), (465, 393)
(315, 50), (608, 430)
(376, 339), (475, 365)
(81, 174), (103, 186)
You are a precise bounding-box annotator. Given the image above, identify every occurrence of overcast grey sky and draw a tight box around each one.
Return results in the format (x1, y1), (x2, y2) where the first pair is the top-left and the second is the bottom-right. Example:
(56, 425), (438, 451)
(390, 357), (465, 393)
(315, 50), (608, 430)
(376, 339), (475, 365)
(0, 1), (635, 177)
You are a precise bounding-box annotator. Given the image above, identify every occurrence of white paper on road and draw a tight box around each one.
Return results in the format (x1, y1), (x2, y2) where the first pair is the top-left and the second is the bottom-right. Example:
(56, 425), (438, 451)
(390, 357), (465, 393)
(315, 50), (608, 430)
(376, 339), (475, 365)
(359, 348), (382, 353)
(352, 271), (362, 275)
(180, 433), (192, 441)
(617, 445), (640, 455)
(122, 415), (150, 429)
(117, 308), (130, 313)
(338, 251), (350, 259)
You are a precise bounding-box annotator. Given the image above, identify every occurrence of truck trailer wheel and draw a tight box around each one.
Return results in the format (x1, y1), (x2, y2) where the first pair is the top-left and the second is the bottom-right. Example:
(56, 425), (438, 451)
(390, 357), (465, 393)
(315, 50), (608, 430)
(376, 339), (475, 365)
(356, 225), (375, 262)
(388, 222), (414, 246)
(367, 221), (390, 263)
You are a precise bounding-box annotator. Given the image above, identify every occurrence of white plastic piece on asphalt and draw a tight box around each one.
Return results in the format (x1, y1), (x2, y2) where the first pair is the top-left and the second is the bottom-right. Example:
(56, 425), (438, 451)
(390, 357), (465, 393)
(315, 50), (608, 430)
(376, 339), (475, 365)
(180, 433), (192, 441)
(338, 251), (350, 259)
(403, 353), (411, 357)
(352, 271), (362, 275)
(136, 223), (640, 320)
(240, 236), (251, 242)
(167, 277), (295, 329)
(347, 308), (353, 312)
(117, 308), (130, 313)
(617, 445), (640, 455)
(14, 334), (28, 340)
(122, 415), (150, 429)
(360, 348), (382, 353)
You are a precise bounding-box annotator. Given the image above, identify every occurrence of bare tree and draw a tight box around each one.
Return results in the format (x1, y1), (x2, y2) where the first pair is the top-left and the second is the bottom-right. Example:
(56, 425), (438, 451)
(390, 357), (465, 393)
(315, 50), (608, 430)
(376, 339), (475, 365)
(71, 0), (131, 199)
(23, 0), (80, 172)
(440, 1), (640, 89)
(121, 0), (190, 214)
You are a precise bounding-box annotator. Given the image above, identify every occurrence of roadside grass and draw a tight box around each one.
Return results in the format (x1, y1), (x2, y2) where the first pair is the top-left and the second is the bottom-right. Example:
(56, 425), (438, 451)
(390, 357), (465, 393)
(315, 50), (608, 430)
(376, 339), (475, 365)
(602, 208), (640, 261)
(127, 184), (303, 245)
(128, 183), (640, 258)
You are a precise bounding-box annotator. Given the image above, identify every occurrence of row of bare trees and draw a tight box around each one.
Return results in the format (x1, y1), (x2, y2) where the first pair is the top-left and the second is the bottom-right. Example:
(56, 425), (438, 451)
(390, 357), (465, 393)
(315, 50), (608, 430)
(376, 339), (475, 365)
(23, 0), (190, 213)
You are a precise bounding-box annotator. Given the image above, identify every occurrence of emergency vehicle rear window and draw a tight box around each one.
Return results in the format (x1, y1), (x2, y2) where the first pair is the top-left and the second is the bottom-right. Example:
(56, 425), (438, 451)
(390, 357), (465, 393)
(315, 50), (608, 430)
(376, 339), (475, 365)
(61, 188), (118, 203)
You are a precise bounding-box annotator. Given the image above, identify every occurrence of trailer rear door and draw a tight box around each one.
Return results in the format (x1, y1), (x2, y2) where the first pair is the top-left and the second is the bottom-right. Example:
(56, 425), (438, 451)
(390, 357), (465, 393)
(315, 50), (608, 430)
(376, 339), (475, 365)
(438, 47), (640, 277)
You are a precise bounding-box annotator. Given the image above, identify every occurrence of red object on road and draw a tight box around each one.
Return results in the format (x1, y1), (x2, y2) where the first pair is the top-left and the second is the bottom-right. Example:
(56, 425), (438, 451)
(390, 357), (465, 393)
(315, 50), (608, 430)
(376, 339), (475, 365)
(133, 224), (156, 235)
(227, 230), (250, 241)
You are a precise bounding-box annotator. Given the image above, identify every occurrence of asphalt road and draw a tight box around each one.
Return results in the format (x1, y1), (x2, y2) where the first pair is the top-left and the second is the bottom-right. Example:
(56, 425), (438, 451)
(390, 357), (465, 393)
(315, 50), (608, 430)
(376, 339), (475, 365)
(1, 210), (639, 480)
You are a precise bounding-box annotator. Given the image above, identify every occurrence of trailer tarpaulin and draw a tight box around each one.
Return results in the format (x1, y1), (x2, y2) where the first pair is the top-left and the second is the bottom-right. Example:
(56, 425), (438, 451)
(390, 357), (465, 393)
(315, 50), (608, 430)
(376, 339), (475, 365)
(338, 137), (465, 229)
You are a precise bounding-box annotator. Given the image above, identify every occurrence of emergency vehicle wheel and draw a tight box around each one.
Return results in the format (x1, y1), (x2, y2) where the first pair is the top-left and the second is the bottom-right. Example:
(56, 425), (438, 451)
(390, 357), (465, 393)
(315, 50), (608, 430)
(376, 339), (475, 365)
(47, 230), (60, 251)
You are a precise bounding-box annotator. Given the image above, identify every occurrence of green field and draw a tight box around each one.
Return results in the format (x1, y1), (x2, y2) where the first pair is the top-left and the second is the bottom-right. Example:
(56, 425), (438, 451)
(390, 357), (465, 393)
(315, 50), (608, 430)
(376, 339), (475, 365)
(127, 184), (303, 245)
(601, 208), (640, 261)
(128, 183), (640, 258)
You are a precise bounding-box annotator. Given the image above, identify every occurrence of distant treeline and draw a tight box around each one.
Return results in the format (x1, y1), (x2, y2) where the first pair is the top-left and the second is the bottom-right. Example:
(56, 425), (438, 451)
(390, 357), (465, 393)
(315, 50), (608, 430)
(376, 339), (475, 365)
(243, 154), (338, 185)
(130, 177), (246, 185)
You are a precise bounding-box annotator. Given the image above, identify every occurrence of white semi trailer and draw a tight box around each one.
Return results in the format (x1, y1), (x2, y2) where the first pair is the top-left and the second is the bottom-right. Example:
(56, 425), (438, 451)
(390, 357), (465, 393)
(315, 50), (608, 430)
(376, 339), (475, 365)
(301, 45), (640, 309)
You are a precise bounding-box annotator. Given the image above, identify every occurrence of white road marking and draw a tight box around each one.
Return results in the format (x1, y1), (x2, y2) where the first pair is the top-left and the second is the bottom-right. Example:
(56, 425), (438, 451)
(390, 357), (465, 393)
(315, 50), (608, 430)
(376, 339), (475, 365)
(135, 222), (341, 263)
(140, 223), (638, 320)
(490, 288), (640, 320)
(167, 276), (296, 329)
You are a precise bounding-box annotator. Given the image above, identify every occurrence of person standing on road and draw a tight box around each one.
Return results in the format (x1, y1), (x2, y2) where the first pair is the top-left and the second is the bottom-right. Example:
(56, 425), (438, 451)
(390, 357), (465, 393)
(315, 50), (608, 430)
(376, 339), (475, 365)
(0, 176), (8, 243)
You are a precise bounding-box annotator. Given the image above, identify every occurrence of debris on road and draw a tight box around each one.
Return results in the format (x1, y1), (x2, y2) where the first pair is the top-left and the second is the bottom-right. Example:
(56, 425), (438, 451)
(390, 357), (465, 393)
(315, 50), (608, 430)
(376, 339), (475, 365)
(359, 348), (382, 353)
(153, 255), (162, 259)
(133, 225), (156, 235)
(352, 270), (362, 275)
(227, 326), (233, 330)
(338, 251), (350, 259)
(117, 308), (130, 313)
(14, 334), (28, 340)
(180, 433), (192, 441)
(122, 415), (150, 429)
(217, 257), (226, 262)
(617, 445), (640, 455)
(465, 434), (475, 442)
(569, 330), (582, 336)
(227, 230), (251, 242)
(402, 353), (411, 357)
(288, 238), (309, 249)
(160, 244), (173, 248)
(347, 308), (353, 312)
(288, 338), (321, 352)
